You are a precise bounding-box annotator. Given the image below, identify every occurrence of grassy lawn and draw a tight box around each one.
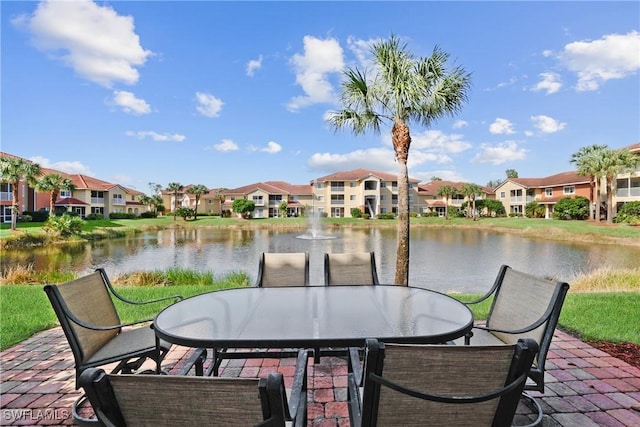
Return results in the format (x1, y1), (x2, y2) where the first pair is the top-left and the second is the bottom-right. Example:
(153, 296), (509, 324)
(2, 281), (638, 351)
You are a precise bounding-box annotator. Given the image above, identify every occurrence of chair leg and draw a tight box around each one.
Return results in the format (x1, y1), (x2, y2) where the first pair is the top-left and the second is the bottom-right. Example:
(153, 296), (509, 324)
(515, 392), (543, 427)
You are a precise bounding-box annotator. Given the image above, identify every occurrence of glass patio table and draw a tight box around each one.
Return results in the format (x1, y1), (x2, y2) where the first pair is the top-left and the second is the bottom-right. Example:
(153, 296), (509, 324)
(153, 285), (473, 350)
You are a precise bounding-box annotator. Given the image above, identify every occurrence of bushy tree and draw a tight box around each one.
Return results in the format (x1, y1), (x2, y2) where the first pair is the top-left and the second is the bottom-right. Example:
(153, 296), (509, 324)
(232, 199), (255, 219)
(553, 196), (590, 220)
(175, 207), (196, 221)
(615, 201), (640, 225)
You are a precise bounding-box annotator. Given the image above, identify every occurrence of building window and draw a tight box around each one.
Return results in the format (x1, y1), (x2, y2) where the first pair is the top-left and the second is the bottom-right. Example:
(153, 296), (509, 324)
(545, 188), (553, 197)
(112, 194), (124, 204)
(350, 182), (356, 188)
(364, 180), (377, 190)
(331, 194), (344, 204)
(563, 186), (575, 195)
(252, 195), (263, 204)
(350, 195), (356, 201)
(380, 195), (386, 201)
(91, 207), (104, 215)
(91, 191), (105, 203)
(331, 182), (344, 191)
(500, 191), (506, 199)
(60, 190), (72, 198)
(380, 182), (386, 188)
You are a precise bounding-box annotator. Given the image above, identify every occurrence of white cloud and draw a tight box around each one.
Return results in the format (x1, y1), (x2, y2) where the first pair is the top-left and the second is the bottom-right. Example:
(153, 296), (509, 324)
(125, 131), (186, 141)
(452, 120), (468, 129)
(207, 139), (239, 152)
(530, 115), (566, 134)
(489, 118), (516, 135)
(471, 141), (526, 165)
(29, 156), (94, 175)
(246, 55), (263, 77)
(196, 92), (224, 117)
(261, 141), (282, 154)
(531, 72), (562, 95)
(346, 36), (378, 69)
(308, 148), (397, 172)
(12, 0), (151, 88)
(287, 35), (345, 111)
(410, 130), (472, 154)
(558, 30), (640, 91)
(111, 90), (151, 115)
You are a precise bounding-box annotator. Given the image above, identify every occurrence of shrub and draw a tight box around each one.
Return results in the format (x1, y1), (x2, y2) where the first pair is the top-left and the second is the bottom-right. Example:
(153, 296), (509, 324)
(525, 201), (545, 218)
(175, 207), (196, 220)
(85, 213), (104, 221)
(19, 215), (32, 223)
(139, 211), (158, 218)
(377, 213), (396, 219)
(350, 208), (363, 218)
(22, 210), (49, 222)
(109, 212), (136, 219)
(362, 213), (370, 220)
(553, 196), (589, 220)
(43, 214), (84, 237)
(615, 201), (640, 225)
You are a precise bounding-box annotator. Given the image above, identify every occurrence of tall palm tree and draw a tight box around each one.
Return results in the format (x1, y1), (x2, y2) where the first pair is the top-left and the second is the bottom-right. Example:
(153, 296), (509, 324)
(571, 144), (607, 222)
(597, 147), (640, 224)
(461, 183), (483, 219)
(166, 182), (184, 221)
(34, 173), (76, 218)
(0, 157), (41, 230)
(437, 184), (458, 219)
(187, 184), (209, 220)
(327, 35), (471, 285)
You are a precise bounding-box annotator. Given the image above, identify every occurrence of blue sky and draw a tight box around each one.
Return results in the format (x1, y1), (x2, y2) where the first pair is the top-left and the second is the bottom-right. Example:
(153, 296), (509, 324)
(2, 1), (639, 192)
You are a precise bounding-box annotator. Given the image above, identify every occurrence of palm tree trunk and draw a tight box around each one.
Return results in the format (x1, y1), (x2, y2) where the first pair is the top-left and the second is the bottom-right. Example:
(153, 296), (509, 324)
(11, 185), (19, 230)
(392, 119), (410, 286)
(606, 177), (614, 224)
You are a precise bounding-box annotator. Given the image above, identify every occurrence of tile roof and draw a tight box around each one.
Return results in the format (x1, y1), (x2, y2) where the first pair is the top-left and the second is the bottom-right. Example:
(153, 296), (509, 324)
(226, 181), (312, 195)
(418, 180), (494, 196)
(54, 197), (89, 206)
(313, 168), (420, 183)
(504, 171), (590, 188)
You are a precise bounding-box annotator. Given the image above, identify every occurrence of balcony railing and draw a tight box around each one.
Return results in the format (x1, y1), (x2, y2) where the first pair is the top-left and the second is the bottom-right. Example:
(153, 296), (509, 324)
(330, 186), (344, 192)
(112, 199), (126, 206)
(510, 197), (524, 202)
(91, 198), (105, 204)
(0, 193), (11, 201)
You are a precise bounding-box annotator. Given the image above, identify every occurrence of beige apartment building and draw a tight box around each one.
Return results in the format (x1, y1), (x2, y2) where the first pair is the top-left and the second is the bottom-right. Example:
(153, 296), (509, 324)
(222, 181), (313, 218)
(311, 169), (421, 218)
(494, 171), (591, 218)
(417, 181), (495, 217)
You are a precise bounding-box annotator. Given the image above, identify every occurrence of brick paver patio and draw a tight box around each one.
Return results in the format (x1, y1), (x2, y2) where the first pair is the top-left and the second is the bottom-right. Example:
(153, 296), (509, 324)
(1, 327), (639, 426)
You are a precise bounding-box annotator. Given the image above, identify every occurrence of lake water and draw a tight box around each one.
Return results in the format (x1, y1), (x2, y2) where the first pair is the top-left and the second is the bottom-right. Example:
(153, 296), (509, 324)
(4, 227), (639, 293)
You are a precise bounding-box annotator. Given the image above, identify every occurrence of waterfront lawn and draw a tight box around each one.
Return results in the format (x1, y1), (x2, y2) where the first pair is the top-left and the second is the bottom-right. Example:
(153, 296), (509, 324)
(1, 285), (638, 351)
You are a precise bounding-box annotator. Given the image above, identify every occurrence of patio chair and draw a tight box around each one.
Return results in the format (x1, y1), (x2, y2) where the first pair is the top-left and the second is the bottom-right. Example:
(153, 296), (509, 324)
(324, 252), (379, 285)
(348, 338), (538, 427)
(255, 252), (309, 287)
(44, 268), (205, 424)
(457, 264), (570, 424)
(78, 348), (309, 427)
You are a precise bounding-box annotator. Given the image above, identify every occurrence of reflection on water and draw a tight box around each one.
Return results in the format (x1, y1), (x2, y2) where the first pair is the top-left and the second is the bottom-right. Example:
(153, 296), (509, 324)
(2, 228), (639, 293)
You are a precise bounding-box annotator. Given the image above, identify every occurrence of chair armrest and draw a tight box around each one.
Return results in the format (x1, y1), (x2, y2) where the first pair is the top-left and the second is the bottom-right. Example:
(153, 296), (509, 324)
(474, 303), (555, 336)
(287, 349), (309, 425)
(347, 347), (363, 386)
(66, 309), (153, 331)
(97, 268), (183, 306)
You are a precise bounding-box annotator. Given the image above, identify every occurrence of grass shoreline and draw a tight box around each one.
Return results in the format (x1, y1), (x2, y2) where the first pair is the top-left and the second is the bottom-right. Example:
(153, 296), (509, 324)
(2, 216), (639, 249)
